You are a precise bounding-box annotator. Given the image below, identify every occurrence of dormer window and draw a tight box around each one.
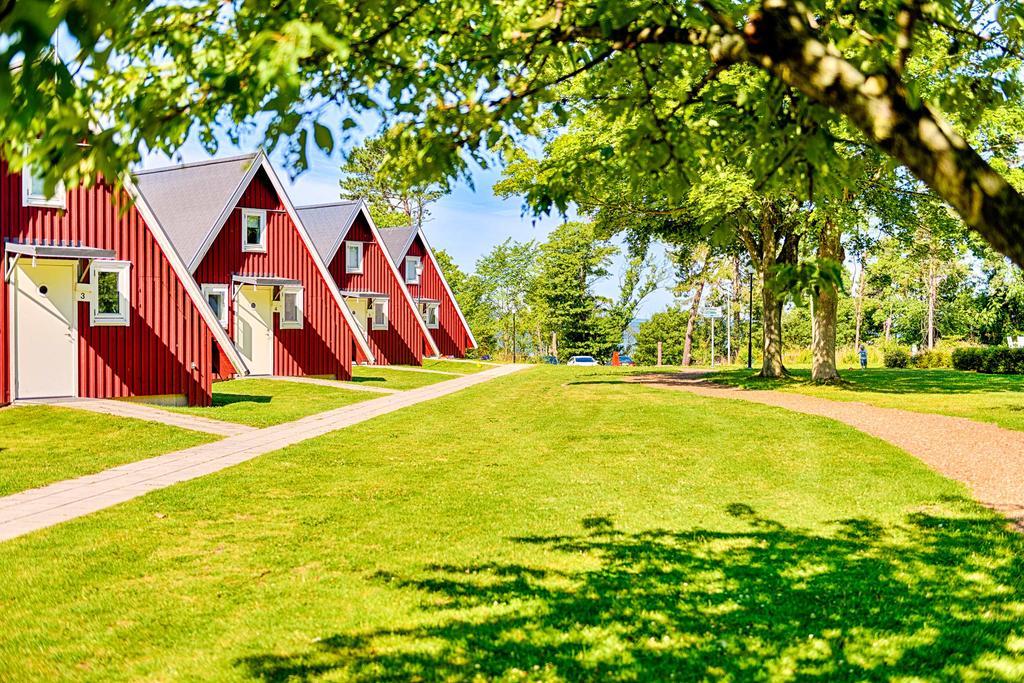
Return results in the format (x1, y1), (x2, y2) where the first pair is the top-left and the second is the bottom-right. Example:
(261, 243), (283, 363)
(22, 164), (66, 209)
(241, 209), (267, 253)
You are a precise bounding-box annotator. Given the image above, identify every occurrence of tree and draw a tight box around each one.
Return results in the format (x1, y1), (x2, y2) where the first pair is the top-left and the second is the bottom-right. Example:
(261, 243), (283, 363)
(474, 239), (539, 360)
(339, 135), (444, 228)
(5, 0), (1024, 268)
(533, 221), (617, 359)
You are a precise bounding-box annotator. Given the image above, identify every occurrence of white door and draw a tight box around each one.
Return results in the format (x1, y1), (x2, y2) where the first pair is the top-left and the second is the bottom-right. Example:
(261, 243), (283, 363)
(235, 285), (274, 375)
(12, 259), (77, 399)
(346, 297), (369, 335)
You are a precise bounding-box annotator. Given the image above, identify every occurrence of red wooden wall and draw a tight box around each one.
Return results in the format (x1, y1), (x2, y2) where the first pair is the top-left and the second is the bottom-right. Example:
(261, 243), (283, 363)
(405, 236), (473, 358)
(329, 214), (428, 365)
(193, 169), (355, 380)
(0, 161), (217, 406)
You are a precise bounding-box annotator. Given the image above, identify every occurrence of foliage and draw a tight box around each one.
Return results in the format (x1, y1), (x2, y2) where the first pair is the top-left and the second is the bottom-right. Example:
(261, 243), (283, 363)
(533, 221), (618, 359)
(3, 0), (1024, 267)
(884, 348), (911, 369)
(911, 349), (952, 369)
(952, 347), (1024, 375)
(339, 134), (445, 228)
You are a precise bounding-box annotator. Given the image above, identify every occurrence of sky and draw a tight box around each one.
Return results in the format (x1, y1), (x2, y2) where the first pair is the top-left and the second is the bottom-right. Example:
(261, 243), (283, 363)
(139, 135), (680, 319)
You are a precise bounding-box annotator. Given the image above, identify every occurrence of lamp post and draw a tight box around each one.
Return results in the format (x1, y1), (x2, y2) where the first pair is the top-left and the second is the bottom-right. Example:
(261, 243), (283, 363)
(747, 269), (754, 370)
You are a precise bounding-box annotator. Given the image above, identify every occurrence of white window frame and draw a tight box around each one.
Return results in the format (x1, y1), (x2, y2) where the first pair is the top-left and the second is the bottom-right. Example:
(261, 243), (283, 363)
(405, 256), (421, 284)
(371, 298), (389, 331)
(279, 285), (304, 329)
(201, 283), (229, 329)
(420, 301), (439, 329)
(22, 164), (66, 209)
(241, 208), (268, 253)
(345, 241), (364, 274)
(90, 260), (132, 327)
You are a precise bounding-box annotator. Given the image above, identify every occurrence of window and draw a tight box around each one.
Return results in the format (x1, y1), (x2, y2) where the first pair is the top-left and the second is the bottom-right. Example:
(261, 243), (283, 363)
(22, 164), (66, 209)
(345, 241), (364, 274)
(201, 284), (229, 328)
(90, 261), (131, 326)
(280, 286), (303, 329)
(420, 301), (439, 329)
(371, 299), (389, 330)
(241, 209), (267, 252)
(405, 256), (421, 284)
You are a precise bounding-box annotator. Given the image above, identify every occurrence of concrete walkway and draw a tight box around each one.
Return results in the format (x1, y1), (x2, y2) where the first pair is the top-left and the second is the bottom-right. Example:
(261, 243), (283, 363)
(0, 364), (527, 542)
(634, 371), (1024, 530)
(16, 397), (254, 437)
(264, 375), (399, 394)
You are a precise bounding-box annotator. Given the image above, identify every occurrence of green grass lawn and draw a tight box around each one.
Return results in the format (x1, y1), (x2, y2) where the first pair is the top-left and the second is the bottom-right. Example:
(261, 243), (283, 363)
(710, 367), (1024, 432)
(350, 365), (455, 390)
(2, 367), (1023, 680)
(421, 358), (496, 373)
(0, 405), (216, 496)
(161, 378), (374, 428)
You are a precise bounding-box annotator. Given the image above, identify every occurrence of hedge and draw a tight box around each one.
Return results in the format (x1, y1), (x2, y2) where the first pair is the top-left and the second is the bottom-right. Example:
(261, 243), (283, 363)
(883, 348), (910, 368)
(911, 349), (952, 369)
(951, 347), (1024, 374)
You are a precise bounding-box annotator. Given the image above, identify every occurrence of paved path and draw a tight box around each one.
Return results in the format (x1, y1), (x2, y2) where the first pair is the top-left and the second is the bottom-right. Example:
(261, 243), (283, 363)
(0, 364), (527, 542)
(16, 397), (254, 437)
(634, 372), (1024, 530)
(265, 375), (399, 394)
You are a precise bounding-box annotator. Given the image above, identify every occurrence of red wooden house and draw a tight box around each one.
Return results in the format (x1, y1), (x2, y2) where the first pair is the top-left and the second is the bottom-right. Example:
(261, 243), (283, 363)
(133, 152), (374, 379)
(297, 201), (439, 365)
(0, 159), (247, 406)
(380, 226), (477, 358)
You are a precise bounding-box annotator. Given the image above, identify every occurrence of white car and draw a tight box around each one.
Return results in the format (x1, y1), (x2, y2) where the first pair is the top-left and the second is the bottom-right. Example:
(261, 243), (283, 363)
(567, 355), (600, 366)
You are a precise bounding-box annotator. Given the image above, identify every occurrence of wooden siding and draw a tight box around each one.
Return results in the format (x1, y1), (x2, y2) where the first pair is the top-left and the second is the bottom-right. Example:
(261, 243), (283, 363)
(193, 169), (355, 380)
(329, 214), (428, 365)
(0, 161), (217, 406)
(405, 236), (472, 357)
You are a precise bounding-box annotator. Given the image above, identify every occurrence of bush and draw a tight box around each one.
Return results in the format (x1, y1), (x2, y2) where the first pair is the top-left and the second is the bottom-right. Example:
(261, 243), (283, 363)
(951, 347), (1024, 374)
(911, 349), (951, 369)
(883, 348), (910, 368)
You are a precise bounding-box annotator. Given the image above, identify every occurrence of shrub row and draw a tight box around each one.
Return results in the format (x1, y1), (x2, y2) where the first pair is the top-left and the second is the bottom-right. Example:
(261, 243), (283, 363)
(882, 347), (953, 369)
(952, 347), (1024, 374)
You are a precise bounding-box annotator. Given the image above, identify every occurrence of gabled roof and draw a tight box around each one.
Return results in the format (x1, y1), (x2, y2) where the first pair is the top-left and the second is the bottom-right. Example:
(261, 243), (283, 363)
(379, 225), (419, 262)
(294, 202), (441, 357)
(133, 154), (258, 271)
(120, 174), (251, 377)
(133, 150), (376, 364)
(416, 228), (478, 350)
(295, 201), (362, 263)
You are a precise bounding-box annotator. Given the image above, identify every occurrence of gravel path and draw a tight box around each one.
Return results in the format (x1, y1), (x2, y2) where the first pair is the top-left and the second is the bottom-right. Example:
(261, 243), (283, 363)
(633, 371), (1024, 530)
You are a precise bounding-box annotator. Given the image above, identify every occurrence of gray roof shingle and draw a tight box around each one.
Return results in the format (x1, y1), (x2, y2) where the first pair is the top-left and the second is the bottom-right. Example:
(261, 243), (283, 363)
(295, 201), (362, 261)
(379, 225), (418, 263)
(133, 154), (258, 268)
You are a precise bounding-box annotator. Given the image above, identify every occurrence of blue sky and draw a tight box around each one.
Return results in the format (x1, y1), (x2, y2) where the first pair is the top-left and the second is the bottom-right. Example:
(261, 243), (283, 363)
(139, 134), (678, 318)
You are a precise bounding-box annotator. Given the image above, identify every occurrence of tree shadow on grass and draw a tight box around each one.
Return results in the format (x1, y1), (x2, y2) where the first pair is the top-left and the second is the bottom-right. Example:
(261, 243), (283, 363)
(236, 502), (1024, 681)
(348, 375), (387, 384)
(210, 393), (273, 407)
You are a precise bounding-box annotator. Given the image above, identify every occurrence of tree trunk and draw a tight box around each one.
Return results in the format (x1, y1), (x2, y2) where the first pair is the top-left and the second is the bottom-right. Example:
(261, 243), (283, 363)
(760, 278), (785, 377)
(682, 280), (705, 366)
(852, 255), (864, 351)
(811, 220), (843, 382)
(927, 263), (937, 349)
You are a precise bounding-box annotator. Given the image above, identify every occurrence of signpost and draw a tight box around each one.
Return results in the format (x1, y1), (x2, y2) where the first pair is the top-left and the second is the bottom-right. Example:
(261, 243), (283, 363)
(702, 307), (723, 367)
